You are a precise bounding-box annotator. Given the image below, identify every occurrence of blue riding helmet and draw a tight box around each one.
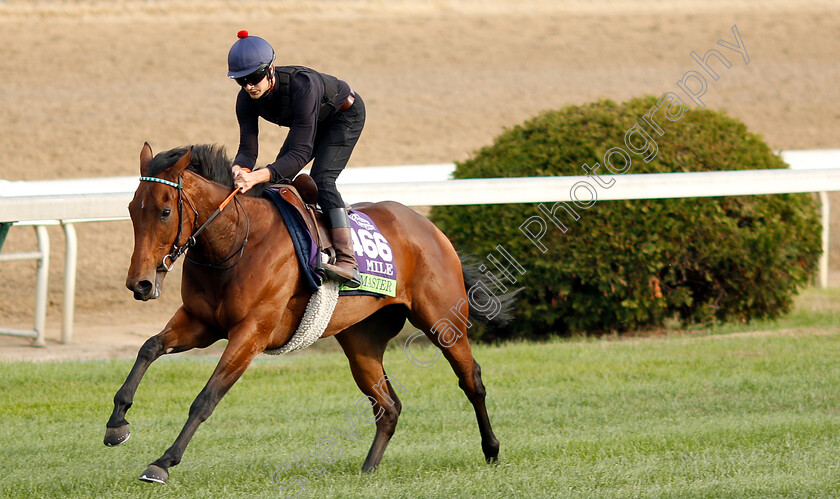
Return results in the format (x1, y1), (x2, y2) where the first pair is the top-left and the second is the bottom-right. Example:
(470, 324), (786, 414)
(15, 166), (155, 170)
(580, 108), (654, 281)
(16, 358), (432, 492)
(227, 30), (276, 79)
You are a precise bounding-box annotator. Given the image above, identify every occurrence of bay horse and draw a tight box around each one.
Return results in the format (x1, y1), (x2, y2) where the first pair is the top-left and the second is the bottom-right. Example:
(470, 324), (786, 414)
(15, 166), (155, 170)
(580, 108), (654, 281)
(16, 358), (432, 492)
(105, 143), (512, 484)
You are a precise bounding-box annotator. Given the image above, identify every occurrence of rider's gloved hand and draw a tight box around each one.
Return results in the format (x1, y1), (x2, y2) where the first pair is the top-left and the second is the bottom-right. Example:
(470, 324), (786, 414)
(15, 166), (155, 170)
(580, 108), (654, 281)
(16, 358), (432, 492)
(232, 165), (268, 193)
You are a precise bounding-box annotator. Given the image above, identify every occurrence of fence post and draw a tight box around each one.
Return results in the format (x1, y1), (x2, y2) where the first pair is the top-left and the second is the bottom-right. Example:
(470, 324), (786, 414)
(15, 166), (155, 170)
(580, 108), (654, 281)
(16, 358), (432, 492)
(33, 226), (49, 346)
(61, 223), (77, 344)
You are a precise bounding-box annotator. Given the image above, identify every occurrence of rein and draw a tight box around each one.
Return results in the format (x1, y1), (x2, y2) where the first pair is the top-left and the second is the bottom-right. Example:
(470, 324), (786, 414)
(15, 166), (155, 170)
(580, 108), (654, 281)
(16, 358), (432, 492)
(138, 176), (250, 272)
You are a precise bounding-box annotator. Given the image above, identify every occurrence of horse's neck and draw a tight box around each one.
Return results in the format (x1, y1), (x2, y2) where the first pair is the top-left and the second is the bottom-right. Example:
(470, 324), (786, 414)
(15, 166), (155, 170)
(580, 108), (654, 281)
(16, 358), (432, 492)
(184, 174), (291, 263)
(184, 174), (244, 258)
(183, 173), (230, 221)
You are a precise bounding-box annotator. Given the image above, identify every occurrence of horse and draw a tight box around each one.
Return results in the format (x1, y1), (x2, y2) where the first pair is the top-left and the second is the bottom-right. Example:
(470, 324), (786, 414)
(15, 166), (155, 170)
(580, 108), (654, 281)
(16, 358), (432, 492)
(104, 143), (515, 484)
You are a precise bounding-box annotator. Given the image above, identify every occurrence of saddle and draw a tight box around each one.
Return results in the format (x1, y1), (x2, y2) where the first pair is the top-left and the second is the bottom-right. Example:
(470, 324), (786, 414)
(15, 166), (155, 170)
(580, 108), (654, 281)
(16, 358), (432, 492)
(272, 174), (335, 267)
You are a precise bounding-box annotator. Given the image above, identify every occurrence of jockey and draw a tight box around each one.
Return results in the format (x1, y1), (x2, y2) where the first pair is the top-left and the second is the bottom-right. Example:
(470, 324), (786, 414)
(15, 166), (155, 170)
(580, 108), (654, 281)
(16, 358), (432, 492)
(227, 30), (363, 288)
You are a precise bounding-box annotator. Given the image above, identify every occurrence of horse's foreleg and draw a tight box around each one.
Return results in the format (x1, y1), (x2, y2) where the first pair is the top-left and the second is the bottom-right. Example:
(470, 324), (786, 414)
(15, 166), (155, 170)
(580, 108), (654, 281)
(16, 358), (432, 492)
(139, 326), (267, 484)
(335, 308), (406, 473)
(104, 308), (216, 447)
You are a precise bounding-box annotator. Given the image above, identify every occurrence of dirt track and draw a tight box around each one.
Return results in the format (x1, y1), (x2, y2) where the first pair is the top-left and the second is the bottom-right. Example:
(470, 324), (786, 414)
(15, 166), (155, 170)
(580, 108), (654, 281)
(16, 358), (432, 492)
(1, 0), (839, 361)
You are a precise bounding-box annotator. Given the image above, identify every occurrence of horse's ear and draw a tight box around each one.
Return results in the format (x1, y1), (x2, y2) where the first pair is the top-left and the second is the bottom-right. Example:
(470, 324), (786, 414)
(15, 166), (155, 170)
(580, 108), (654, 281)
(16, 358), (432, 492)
(140, 142), (153, 176)
(170, 146), (193, 176)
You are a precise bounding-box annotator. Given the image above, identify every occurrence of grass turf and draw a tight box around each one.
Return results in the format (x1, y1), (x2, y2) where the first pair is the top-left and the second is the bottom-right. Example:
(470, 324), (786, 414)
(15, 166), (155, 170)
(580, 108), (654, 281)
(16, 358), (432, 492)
(2, 289), (840, 497)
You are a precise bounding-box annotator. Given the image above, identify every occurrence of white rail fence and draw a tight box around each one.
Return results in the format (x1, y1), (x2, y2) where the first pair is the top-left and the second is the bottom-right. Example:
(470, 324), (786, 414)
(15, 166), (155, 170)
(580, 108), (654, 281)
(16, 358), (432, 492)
(1, 149), (838, 345)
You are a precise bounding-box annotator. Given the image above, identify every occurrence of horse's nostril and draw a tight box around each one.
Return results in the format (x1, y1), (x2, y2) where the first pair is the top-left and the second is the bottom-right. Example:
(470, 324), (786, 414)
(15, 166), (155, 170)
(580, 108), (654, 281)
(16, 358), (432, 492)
(136, 280), (153, 295)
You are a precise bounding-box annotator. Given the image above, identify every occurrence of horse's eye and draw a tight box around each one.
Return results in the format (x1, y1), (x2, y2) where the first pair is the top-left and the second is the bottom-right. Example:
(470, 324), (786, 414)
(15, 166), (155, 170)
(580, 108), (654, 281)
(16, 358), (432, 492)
(161, 208), (171, 219)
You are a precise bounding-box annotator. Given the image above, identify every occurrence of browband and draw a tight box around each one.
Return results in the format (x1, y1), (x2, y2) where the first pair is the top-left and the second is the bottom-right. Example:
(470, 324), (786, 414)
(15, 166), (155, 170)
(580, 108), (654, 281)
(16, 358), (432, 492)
(139, 176), (183, 189)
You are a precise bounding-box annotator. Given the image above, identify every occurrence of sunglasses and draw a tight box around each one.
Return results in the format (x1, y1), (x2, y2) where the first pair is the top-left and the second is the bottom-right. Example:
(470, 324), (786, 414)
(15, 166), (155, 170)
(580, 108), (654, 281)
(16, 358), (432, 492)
(234, 67), (269, 87)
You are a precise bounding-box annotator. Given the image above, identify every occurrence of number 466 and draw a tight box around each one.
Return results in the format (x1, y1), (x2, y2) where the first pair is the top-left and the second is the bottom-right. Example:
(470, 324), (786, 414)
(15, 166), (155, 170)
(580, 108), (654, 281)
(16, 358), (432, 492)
(351, 229), (393, 262)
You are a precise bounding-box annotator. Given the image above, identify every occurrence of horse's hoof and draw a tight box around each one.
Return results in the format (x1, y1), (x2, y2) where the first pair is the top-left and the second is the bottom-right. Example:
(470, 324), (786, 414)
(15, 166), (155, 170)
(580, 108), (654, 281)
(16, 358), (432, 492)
(139, 464), (168, 484)
(103, 424), (131, 447)
(483, 439), (500, 464)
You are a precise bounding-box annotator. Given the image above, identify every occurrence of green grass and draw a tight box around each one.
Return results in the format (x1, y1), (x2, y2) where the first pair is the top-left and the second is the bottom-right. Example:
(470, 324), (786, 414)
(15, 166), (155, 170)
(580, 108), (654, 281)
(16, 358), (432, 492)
(3, 290), (840, 497)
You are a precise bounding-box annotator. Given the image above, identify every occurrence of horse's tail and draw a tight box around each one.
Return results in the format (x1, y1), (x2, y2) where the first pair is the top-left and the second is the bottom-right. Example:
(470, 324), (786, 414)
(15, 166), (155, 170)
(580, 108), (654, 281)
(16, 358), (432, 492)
(459, 253), (522, 327)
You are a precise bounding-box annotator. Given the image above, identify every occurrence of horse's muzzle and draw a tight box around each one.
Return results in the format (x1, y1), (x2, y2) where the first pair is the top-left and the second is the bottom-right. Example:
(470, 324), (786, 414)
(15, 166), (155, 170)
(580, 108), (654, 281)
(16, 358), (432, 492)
(131, 280), (155, 301)
(126, 271), (163, 301)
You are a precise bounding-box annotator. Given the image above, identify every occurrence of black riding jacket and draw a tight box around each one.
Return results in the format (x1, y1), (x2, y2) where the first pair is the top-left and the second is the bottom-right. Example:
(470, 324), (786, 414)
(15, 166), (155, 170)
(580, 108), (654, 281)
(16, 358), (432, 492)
(233, 66), (352, 182)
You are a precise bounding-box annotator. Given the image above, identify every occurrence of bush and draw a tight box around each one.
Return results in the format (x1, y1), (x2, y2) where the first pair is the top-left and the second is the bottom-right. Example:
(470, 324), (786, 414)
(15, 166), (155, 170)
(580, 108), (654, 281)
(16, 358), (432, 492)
(431, 95), (821, 341)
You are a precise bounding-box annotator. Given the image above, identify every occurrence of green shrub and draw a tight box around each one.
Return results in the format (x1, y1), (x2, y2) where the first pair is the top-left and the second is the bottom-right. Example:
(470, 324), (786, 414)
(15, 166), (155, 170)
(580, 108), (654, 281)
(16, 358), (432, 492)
(431, 95), (821, 341)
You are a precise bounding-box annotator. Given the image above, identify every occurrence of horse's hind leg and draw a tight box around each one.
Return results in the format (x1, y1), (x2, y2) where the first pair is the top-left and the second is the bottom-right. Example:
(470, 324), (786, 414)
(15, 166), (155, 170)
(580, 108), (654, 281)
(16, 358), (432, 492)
(408, 306), (500, 464)
(104, 307), (216, 447)
(335, 306), (407, 472)
(462, 358), (499, 463)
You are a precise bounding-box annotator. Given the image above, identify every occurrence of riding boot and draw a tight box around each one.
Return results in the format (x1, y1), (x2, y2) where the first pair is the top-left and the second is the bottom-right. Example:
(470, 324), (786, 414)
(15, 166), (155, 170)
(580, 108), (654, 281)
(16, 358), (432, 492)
(322, 208), (362, 288)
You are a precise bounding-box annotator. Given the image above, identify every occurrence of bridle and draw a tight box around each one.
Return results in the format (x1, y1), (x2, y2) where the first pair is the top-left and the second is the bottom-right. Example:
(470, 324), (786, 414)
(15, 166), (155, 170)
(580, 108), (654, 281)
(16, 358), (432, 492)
(138, 175), (250, 272)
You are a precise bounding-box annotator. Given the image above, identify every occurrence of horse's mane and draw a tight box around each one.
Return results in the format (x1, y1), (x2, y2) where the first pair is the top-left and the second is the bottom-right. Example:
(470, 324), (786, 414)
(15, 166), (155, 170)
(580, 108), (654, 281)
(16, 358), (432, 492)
(147, 144), (266, 197)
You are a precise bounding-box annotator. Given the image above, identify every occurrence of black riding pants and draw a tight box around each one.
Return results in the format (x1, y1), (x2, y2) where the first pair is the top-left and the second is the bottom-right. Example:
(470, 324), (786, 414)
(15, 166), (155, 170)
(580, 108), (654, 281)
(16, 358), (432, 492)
(309, 93), (366, 211)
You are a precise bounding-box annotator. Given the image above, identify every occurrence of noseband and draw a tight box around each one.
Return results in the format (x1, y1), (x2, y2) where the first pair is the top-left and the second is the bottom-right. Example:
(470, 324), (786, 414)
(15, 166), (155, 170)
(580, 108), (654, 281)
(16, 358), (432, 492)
(138, 176), (250, 272)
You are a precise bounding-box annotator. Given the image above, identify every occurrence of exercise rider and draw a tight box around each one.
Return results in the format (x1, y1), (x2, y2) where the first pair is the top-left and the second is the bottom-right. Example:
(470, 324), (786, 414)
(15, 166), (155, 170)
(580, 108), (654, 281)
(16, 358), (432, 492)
(227, 30), (364, 288)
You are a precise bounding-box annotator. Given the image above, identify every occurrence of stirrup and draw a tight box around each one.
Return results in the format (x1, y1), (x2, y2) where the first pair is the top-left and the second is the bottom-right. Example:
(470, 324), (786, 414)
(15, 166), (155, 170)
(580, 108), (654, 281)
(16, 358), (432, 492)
(322, 264), (361, 288)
